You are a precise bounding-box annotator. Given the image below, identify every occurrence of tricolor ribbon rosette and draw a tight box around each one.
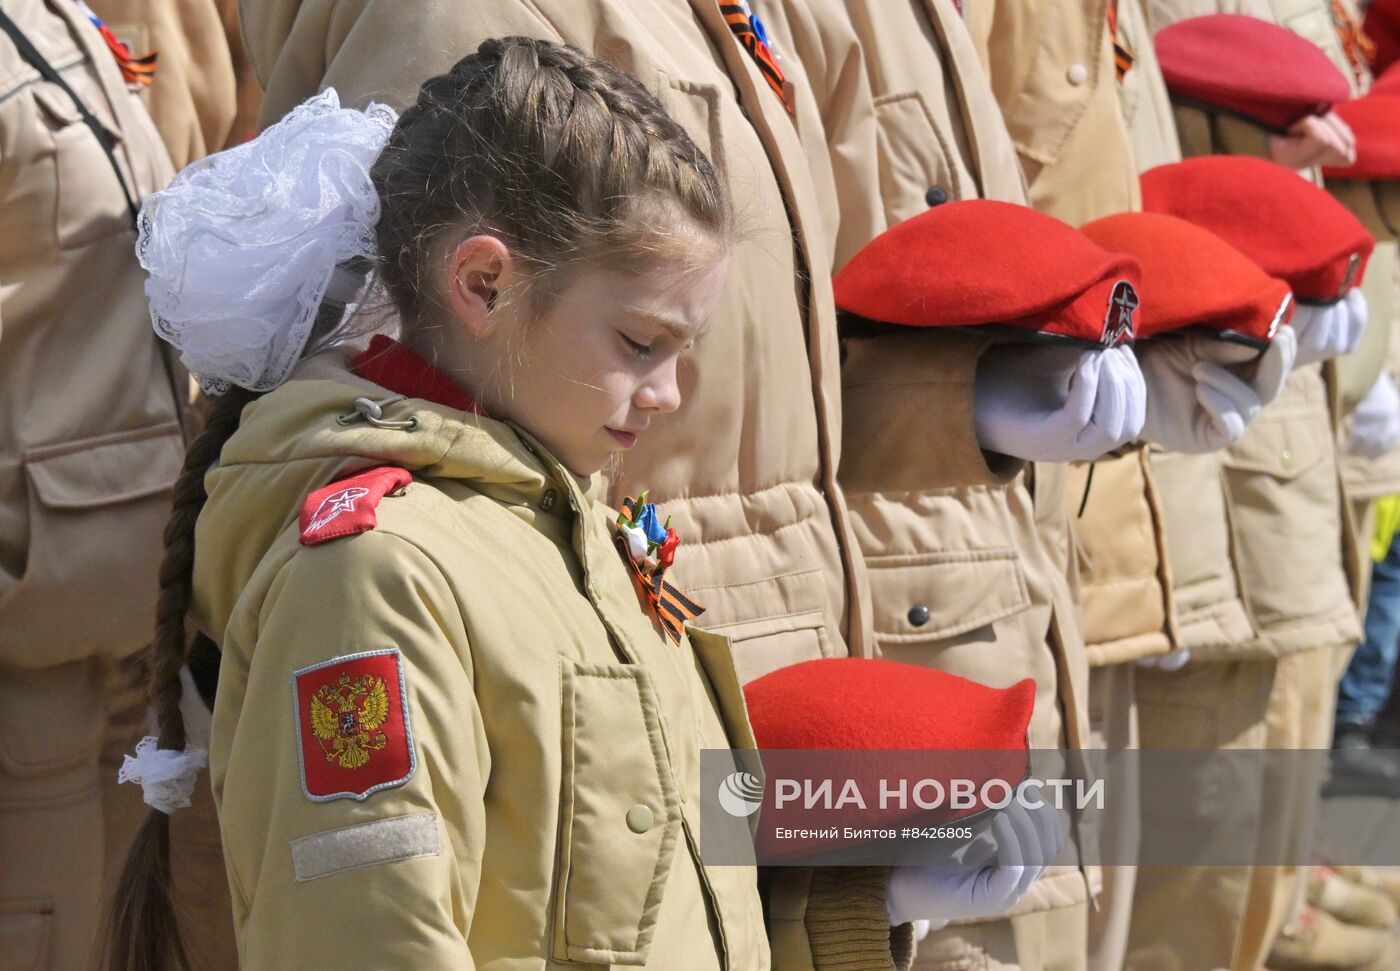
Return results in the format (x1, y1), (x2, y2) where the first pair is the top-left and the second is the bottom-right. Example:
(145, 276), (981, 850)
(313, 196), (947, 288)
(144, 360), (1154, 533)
(614, 491), (704, 646)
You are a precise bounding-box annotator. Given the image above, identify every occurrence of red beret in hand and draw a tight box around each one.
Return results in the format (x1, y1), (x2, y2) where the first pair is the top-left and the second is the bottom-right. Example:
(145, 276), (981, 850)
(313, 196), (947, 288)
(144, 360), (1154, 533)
(1367, 0), (1400, 77)
(834, 199), (1144, 348)
(1081, 212), (1293, 348)
(1155, 14), (1351, 132)
(1321, 95), (1400, 181)
(1141, 156), (1374, 303)
(742, 658), (1035, 860)
(1373, 64), (1400, 99)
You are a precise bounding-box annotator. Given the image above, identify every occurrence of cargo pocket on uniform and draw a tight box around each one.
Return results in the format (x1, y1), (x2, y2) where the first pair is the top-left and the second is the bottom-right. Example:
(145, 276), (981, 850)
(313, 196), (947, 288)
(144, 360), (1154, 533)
(1221, 413), (1340, 628)
(30, 84), (131, 251)
(866, 549), (1031, 645)
(553, 661), (681, 966)
(0, 423), (183, 668)
(873, 91), (958, 226)
(0, 899), (52, 971)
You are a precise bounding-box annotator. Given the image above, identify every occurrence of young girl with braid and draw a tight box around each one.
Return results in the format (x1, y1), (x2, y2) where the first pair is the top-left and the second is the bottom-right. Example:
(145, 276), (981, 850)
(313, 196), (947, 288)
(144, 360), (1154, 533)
(104, 37), (1051, 970)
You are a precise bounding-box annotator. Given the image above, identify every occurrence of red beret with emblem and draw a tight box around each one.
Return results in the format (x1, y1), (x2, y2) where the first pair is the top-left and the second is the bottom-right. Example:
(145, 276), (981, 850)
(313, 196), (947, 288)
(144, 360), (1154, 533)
(1141, 156), (1374, 303)
(1321, 95), (1400, 181)
(1154, 14), (1351, 132)
(834, 199), (1144, 348)
(1080, 212), (1293, 348)
(1367, 0), (1400, 77)
(741, 658), (1035, 860)
(1374, 63), (1400, 99)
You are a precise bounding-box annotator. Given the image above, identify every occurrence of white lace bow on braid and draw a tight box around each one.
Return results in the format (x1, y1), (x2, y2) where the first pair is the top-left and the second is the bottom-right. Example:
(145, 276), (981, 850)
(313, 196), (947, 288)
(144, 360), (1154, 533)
(137, 89), (398, 395)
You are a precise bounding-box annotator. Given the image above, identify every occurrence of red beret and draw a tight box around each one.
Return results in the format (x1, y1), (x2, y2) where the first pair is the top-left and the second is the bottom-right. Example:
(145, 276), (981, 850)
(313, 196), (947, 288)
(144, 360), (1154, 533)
(1367, 0), (1400, 77)
(1321, 95), (1400, 181)
(743, 658), (1034, 860)
(1374, 64), (1400, 99)
(1141, 156), (1374, 303)
(1080, 212), (1293, 348)
(834, 199), (1144, 348)
(1155, 14), (1351, 132)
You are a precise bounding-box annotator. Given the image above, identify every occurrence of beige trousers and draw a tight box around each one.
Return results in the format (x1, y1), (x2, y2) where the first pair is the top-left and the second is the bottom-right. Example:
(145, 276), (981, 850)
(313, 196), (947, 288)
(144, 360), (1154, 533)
(1125, 656), (1277, 971)
(0, 657), (236, 971)
(913, 904), (1090, 971)
(1235, 647), (1339, 971)
(1085, 663), (1140, 971)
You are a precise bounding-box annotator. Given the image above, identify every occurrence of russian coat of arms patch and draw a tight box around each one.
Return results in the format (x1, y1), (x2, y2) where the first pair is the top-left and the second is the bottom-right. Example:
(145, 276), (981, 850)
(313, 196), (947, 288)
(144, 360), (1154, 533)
(292, 649), (415, 802)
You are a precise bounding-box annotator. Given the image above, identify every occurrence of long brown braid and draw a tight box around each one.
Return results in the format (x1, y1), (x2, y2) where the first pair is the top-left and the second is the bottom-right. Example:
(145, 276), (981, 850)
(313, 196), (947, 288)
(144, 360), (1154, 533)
(103, 385), (257, 971)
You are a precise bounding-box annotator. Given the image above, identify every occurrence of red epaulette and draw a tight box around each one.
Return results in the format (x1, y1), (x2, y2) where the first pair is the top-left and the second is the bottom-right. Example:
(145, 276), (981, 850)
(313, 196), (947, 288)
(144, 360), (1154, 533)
(299, 466), (413, 546)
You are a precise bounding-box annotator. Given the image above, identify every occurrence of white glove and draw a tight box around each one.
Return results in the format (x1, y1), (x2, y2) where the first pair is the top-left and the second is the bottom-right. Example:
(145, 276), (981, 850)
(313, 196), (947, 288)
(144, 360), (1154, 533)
(1348, 372), (1400, 459)
(1136, 649), (1192, 671)
(1292, 289), (1367, 368)
(975, 344), (1147, 462)
(1137, 327), (1297, 454)
(886, 798), (1066, 927)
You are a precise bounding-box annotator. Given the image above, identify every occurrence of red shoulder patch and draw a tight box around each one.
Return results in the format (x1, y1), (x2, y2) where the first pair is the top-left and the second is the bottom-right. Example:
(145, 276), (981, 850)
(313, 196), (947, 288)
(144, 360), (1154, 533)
(299, 466), (413, 546)
(293, 649), (416, 802)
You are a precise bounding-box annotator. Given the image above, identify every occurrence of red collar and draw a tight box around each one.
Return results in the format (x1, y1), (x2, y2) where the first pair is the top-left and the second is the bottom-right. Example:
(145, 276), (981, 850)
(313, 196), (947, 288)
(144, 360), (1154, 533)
(351, 335), (485, 415)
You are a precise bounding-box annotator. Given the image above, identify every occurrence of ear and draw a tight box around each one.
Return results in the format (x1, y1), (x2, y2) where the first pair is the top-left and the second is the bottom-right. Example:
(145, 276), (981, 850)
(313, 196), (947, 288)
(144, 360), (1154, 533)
(445, 235), (513, 337)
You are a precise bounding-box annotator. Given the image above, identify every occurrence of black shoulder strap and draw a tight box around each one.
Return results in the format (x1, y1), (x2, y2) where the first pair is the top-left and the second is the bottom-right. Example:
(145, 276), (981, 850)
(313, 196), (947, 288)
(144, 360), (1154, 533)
(0, 7), (138, 226)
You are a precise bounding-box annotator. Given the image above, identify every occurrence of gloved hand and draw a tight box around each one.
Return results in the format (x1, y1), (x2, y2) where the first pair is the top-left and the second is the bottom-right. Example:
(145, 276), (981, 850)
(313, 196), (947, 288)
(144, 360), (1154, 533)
(1348, 372), (1400, 460)
(974, 344), (1146, 462)
(1137, 326), (1297, 454)
(1267, 111), (1357, 170)
(886, 797), (1066, 928)
(1136, 649), (1192, 672)
(1292, 289), (1367, 368)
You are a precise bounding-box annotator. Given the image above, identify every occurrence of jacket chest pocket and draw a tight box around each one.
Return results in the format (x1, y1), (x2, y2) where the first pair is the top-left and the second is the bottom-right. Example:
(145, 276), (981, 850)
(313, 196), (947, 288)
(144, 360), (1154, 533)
(873, 91), (964, 226)
(553, 661), (682, 966)
(1221, 407), (1346, 628)
(30, 83), (132, 251)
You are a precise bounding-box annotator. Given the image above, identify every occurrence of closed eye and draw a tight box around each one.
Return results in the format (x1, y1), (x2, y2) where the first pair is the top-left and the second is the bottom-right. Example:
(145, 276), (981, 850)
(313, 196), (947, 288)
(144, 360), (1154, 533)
(621, 333), (653, 358)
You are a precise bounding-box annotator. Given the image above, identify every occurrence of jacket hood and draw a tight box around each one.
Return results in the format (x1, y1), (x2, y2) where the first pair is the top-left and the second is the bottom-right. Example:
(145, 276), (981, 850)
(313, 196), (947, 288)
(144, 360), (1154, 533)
(191, 340), (595, 644)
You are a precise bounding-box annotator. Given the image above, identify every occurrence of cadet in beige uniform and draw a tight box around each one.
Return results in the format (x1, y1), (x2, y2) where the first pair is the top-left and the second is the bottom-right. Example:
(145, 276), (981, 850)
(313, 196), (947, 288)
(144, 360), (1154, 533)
(0, 2), (185, 968)
(753, 2), (1100, 969)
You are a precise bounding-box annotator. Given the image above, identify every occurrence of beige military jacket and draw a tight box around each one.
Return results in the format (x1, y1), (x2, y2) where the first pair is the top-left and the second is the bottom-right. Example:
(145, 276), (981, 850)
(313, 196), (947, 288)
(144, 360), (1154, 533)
(0, 0), (184, 670)
(755, 0), (1093, 916)
(86, 0), (243, 168)
(964, 0), (1141, 226)
(194, 355), (797, 968)
(1117, 0), (1258, 661)
(240, 0), (897, 686)
(963, 0), (1181, 667)
(1151, 0), (1367, 654)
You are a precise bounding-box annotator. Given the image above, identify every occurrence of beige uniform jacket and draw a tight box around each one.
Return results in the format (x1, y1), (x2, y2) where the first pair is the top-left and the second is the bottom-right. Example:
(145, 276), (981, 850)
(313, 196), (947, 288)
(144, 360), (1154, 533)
(239, 0), (914, 687)
(1119, 0), (1258, 660)
(195, 355), (906, 970)
(963, 0), (1179, 667)
(0, 0), (184, 670)
(755, 0), (1092, 916)
(964, 0), (1141, 226)
(86, 0), (241, 168)
(1150, 0), (1365, 655)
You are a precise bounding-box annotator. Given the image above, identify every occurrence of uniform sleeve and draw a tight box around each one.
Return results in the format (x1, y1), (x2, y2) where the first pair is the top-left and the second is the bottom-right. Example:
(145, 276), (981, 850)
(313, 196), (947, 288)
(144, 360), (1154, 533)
(841, 330), (1026, 491)
(767, 868), (916, 971)
(213, 530), (486, 968)
(757, 0), (885, 271)
(244, 0), (563, 123)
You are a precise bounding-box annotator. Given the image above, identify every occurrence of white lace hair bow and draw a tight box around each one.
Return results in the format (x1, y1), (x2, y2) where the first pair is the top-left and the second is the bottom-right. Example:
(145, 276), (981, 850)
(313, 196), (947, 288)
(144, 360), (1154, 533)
(137, 89), (399, 395)
(118, 736), (209, 814)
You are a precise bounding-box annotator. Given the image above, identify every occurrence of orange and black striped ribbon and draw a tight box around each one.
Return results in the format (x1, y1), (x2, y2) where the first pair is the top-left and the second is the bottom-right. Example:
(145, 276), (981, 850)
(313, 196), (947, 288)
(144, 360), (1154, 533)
(613, 503), (705, 647)
(1107, 2), (1135, 82)
(1331, 0), (1376, 88)
(719, 2), (792, 114)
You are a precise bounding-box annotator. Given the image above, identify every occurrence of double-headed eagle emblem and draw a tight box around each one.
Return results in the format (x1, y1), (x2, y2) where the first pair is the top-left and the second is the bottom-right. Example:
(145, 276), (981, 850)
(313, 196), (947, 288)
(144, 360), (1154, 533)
(309, 671), (390, 769)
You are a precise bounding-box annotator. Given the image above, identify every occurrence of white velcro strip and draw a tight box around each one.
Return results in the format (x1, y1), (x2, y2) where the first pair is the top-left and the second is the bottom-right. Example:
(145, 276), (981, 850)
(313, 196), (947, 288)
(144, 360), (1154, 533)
(290, 812), (441, 882)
